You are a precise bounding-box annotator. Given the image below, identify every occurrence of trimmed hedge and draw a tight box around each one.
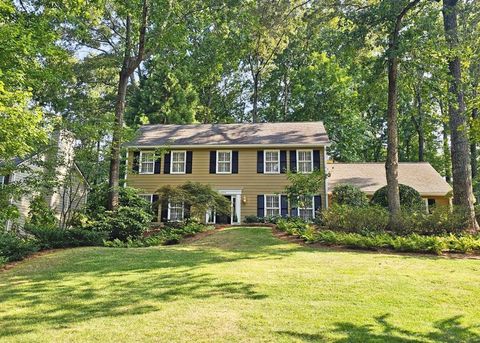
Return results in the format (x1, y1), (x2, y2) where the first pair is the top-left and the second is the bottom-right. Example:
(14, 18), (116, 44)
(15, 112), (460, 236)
(25, 226), (108, 249)
(331, 184), (369, 207)
(371, 184), (424, 210)
(0, 231), (39, 264)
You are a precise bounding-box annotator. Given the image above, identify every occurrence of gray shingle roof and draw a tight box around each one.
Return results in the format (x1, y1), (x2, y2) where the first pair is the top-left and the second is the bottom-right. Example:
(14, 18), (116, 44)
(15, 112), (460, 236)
(126, 122), (329, 147)
(328, 162), (452, 196)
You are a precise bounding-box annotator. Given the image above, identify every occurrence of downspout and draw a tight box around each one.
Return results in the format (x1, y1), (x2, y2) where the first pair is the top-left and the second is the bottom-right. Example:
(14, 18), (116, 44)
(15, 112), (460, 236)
(324, 148), (328, 209)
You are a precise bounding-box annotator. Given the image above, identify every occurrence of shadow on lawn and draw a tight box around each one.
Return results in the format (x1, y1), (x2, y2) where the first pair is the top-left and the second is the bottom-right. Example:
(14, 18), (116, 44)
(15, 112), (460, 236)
(277, 314), (480, 342)
(0, 228), (299, 337)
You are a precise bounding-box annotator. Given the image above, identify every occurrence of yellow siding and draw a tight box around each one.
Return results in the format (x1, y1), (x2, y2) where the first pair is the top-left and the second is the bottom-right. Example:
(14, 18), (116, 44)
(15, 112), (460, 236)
(126, 147), (326, 222)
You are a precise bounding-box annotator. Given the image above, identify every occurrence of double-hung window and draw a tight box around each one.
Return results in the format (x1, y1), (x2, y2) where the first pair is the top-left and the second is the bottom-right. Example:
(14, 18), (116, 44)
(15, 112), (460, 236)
(265, 195), (281, 217)
(264, 150), (280, 174)
(168, 202), (184, 221)
(171, 151), (186, 174)
(297, 150), (313, 173)
(140, 152), (155, 174)
(297, 196), (314, 221)
(140, 194), (153, 204)
(216, 151), (232, 174)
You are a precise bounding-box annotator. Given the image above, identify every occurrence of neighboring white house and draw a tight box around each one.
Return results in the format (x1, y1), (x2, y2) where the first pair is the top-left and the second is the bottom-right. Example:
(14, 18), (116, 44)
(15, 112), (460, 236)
(1, 130), (89, 230)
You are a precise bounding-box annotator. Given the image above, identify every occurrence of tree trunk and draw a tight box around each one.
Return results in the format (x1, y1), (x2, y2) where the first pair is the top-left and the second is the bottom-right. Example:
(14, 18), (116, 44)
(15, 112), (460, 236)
(413, 84), (425, 162)
(252, 72), (260, 123)
(386, 54), (401, 227)
(385, 0), (420, 228)
(442, 0), (478, 231)
(442, 121), (452, 183)
(107, 69), (129, 210)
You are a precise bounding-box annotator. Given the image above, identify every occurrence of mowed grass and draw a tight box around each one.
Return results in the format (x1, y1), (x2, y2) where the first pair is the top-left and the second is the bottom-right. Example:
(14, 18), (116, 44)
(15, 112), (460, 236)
(0, 227), (479, 342)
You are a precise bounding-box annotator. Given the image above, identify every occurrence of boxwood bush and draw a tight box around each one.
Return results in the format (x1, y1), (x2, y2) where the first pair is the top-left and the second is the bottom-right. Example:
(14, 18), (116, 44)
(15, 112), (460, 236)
(331, 184), (369, 207)
(0, 231), (39, 263)
(371, 184), (424, 211)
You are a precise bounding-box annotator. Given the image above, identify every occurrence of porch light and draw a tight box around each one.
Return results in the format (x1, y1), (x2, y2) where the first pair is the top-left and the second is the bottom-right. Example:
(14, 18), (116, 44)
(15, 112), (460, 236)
(242, 195), (247, 204)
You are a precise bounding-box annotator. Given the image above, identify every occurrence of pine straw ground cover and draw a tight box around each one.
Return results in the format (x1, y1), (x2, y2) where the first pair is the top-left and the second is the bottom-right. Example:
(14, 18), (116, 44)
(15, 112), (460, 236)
(0, 227), (479, 342)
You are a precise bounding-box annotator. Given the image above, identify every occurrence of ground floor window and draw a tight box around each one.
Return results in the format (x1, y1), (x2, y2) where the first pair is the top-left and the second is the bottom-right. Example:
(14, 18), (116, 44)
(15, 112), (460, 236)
(265, 195), (280, 217)
(298, 196), (314, 221)
(206, 208), (216, 224)
(168, 202), (184, 221)
(140, 194), (153, 203)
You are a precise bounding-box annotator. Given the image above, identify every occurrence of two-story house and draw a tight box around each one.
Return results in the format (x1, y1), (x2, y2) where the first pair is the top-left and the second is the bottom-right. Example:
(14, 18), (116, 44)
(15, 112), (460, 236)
(125, 121), (453, 224)
(125, 122), (329, 224)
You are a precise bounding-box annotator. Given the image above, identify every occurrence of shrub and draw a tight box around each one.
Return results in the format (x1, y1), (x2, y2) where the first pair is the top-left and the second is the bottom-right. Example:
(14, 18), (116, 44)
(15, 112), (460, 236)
(25, 225), (107, 249)
(105, 206), (152, 241)
(331, 184), (369, 207)
(28, 196), (57, 228)
(0, 231), (39, 262)
(244, 215), (263, 223)
(397, 206), (469, 235)
(276, 217), (310, 235)
(103, 221), (214, 248)
(371, 184), (424, 211)
(319, 204), (389, 233)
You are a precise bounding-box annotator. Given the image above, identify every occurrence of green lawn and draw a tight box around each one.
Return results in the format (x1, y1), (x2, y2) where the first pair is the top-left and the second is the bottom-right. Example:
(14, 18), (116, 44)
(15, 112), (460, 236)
(1, 227), (479, 342)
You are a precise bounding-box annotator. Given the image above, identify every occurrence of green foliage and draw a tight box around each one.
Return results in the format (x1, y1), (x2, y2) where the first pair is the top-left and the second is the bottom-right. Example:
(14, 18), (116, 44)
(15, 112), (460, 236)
(156, 182), (231, 221)
(104, 221), (214, 248)
(331, 184), (369, 207)
(276, 217), (311, 236)
(103, 206), (152, 242)
(25, 226), (107, 249)
(27, 196), (57, 228)
(285, 170), (325, 207)
(319, 204), (389, 234)
(277, 223), (480, 255)
(0, 231), (39, 262)
(397, 206), (470, 236)
(371, 184), (424, 211)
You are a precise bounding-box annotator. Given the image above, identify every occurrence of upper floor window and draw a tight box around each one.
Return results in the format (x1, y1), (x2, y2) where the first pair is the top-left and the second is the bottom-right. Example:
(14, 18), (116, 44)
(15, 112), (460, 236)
(171, 151), (186, 174)
(297, 150), (313, 173)
(168, 202), (184, 221)
(264, 150), (280, 174)
(265, 195), (280, 217)
(298, 196), (314, 221)
(216, 151), (232, 174)
(140, 152), (155, 174)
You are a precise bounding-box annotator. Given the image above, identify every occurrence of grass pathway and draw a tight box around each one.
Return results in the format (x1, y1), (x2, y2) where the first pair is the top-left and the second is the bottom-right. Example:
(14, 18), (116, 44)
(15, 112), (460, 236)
(0, 227), (479, 342)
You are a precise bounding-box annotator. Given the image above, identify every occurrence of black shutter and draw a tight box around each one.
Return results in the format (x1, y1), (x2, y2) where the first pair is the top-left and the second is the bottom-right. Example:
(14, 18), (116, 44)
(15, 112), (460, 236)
(163, 152), (171, 174)
(152, 195), (159, 221)
(161, 200), (169, 222)
(257, 195), (264, 218)
(281, 195), (288, 217)
(314, 195), (322, 215)
(280, 150), (287, 173)
(232, 151), (239, 174)
(257, 151), (264, 173)
(132, 151), (140, 173)
(209, 151), (216, 174)
(154, 155), (161, 174)
(186, 151), (193, 174)
(313, 150), (321, 171)
(289, 150), (297, 173)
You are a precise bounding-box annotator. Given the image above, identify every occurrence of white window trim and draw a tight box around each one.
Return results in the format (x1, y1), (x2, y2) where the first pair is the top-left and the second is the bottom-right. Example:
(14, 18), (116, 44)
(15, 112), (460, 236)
(167, 201), (184, 221)
(216, 150), (232, 174)
(0, 176), (4, 186)
(170, 150), (187, 174)
(264, 150), (280, 174)
(139, 151), (155, 175)
(264, 194), (281, 217)
(139, 194), (154, 203)
(296, 149), (314, 174)
(297, 196), (315, 219)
